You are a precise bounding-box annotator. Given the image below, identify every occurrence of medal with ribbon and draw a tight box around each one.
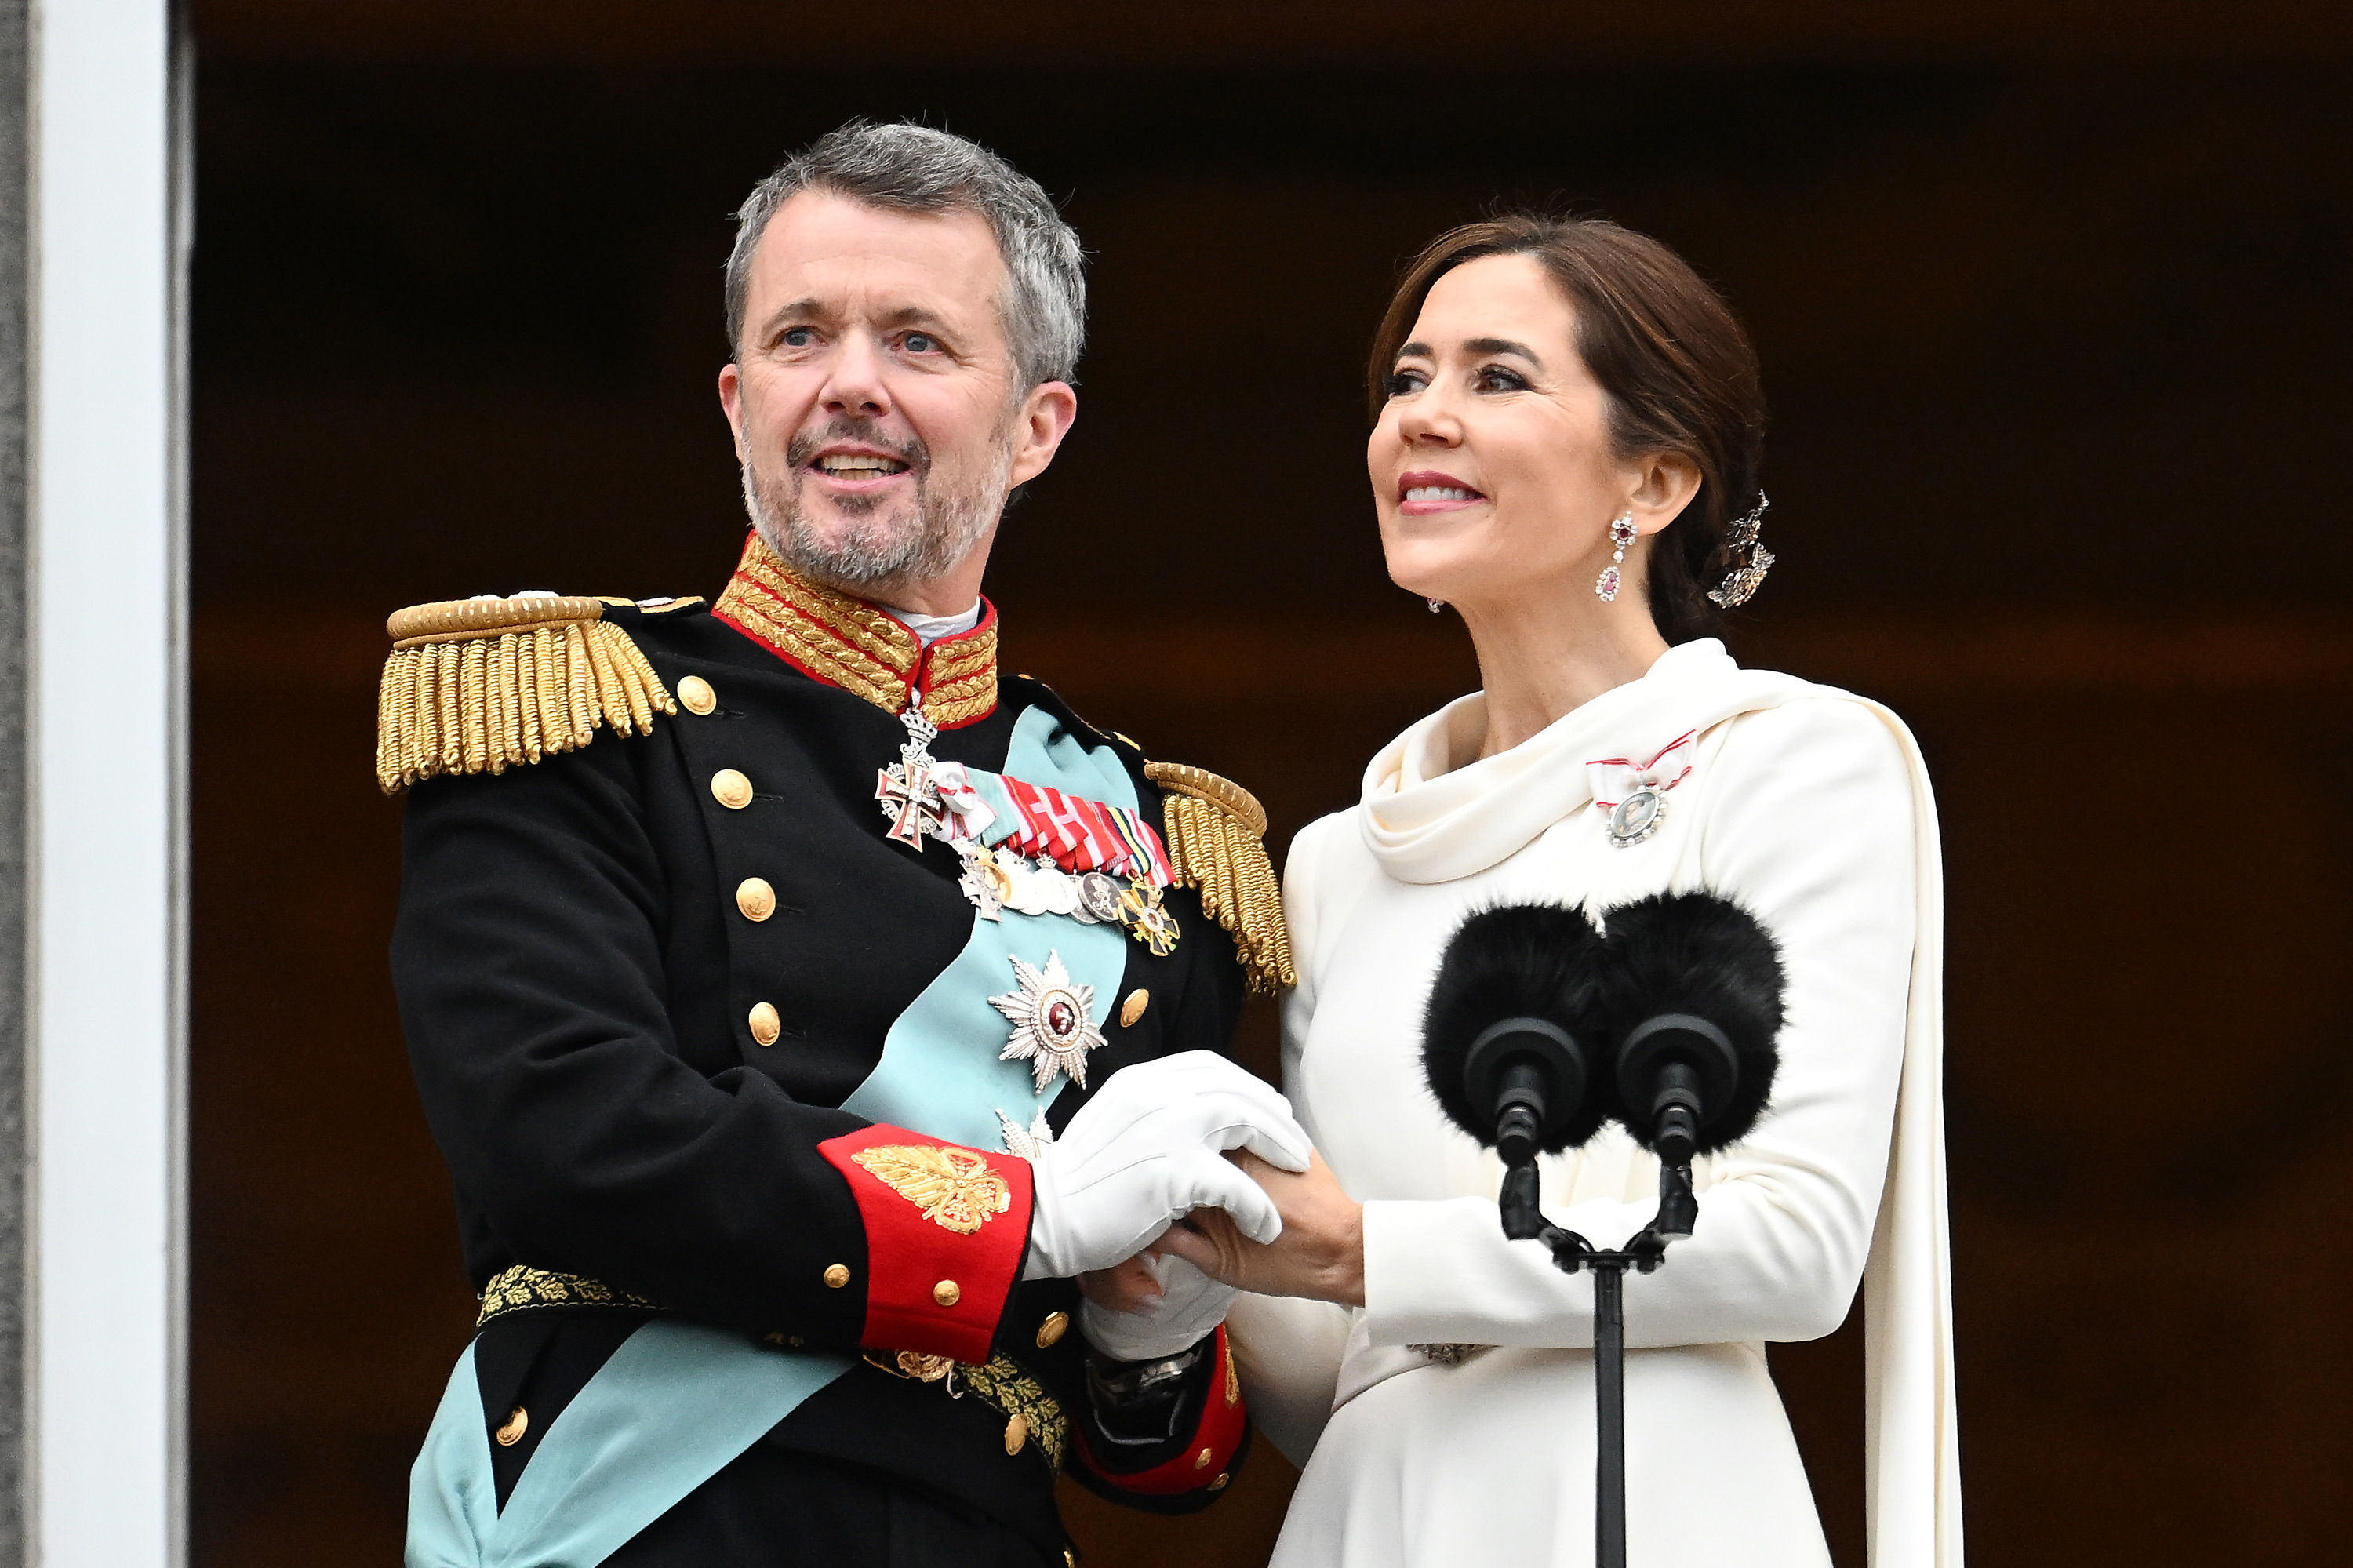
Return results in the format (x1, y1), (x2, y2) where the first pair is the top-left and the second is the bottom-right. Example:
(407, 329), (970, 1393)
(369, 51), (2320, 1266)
(1586, 729), (1696, 849)
(873, 698), (1179, 953)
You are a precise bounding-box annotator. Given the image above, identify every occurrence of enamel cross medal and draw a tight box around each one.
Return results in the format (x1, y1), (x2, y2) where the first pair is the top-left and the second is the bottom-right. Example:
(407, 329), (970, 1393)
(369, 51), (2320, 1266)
(875, 691), (947, 849)
(873, 691), (1013, 922)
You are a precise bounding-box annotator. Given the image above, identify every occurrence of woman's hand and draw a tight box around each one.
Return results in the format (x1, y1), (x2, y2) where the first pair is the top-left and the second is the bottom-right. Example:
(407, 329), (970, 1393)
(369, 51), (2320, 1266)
(1078, 1244), (1168, 1316)
(1157, 1150), (1366, 1307)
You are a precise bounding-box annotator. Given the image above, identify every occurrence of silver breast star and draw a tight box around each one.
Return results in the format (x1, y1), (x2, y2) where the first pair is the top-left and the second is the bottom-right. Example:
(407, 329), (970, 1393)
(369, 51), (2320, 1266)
(987, 951), (1105, 1094)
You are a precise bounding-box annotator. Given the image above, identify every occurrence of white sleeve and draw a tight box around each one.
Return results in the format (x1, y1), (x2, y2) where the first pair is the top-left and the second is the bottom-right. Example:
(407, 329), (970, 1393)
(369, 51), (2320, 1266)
(1278, 812), (1360, 1148)
(1225, 1291), (1355, 1466)
(1219, 813), (1358, 1464)
(1361, 697), (1919, 1350)
(1276, 813), (1336, 1083)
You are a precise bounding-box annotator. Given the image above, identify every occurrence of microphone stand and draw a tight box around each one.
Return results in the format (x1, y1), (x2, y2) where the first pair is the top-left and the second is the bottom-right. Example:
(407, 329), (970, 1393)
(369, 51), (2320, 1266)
(1496, 1155), (1697, 1568)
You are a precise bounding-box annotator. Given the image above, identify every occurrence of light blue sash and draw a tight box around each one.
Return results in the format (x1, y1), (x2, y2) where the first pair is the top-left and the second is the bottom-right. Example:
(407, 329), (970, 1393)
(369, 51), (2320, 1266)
(843, 704), (1138, 1148)
(407, 703), (1136, 1566)
(407, 1325), (855, 1568)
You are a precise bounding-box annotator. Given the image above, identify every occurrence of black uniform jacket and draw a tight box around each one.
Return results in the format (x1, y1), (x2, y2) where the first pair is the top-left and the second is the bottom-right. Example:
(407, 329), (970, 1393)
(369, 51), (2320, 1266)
(387, 540), (1261, 1559)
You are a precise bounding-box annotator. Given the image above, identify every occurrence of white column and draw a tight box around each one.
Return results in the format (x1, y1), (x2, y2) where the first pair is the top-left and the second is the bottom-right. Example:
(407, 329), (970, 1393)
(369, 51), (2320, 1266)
(28, 2), (187, 1564)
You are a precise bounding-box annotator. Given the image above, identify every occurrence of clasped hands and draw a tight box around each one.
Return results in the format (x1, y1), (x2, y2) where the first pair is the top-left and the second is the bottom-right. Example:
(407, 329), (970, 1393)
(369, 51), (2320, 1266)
(1086, 1148), (1366, 1311)
(1018, 1051), (1362, 1361)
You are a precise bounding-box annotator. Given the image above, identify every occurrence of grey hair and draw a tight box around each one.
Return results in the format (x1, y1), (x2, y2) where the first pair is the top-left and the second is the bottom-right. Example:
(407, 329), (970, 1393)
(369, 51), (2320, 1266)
(724, 121), (1086, 390)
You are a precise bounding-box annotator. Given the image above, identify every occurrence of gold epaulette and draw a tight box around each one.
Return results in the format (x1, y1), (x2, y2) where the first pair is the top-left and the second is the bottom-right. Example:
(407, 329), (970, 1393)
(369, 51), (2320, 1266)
(1145, 761), (1297, 995)
(376, 595), (679, 795)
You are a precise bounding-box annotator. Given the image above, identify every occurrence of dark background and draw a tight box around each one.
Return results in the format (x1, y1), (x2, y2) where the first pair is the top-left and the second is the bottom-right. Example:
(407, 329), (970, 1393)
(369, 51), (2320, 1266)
(188, 3), (2353, 1563)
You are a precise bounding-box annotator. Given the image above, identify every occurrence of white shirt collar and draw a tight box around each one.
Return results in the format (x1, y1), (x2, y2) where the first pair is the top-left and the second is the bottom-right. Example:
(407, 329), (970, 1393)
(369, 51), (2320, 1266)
(878, 600), (983, 648)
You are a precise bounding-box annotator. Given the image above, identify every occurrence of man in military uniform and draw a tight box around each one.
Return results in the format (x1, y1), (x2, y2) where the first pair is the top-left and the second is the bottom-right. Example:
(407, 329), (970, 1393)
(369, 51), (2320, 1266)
(386, 122), (1304, 1566)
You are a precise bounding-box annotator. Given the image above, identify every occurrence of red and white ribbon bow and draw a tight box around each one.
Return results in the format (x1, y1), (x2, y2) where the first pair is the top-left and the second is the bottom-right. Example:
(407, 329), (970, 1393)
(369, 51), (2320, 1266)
(929, 762), (995, 838)
(1585, 729), (1697, 810)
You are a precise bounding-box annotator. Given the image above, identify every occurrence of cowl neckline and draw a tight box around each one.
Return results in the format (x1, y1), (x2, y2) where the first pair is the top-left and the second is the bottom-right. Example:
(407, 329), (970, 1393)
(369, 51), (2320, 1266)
(1358, 638), (1812, 885)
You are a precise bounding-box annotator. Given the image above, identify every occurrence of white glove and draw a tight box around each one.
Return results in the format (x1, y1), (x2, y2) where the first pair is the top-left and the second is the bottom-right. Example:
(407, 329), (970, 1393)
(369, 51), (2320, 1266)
(1081, 1251), (1238, 1362)
(1022, 1050), (1311, 1280)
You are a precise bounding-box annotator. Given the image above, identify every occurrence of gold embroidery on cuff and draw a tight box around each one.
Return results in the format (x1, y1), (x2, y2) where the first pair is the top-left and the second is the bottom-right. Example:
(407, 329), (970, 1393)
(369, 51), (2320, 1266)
(850, 1144), (1014, 1235)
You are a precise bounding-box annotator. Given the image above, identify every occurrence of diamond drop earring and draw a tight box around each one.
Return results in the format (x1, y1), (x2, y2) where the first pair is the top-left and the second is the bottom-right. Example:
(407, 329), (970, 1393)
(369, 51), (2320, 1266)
(1595, 513), (1638, 601)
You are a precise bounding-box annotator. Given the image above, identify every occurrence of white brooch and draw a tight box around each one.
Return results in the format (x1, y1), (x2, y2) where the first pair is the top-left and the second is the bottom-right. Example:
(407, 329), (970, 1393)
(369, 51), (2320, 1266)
(988, 951), (1105, 1093)
(1606, 785), (1670, 849)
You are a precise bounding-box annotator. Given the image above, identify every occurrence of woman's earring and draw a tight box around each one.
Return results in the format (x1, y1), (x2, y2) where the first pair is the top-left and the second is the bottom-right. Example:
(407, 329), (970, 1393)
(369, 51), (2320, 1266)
(1595, 513), (1637, 601)
(1427, 598), (1446, 613)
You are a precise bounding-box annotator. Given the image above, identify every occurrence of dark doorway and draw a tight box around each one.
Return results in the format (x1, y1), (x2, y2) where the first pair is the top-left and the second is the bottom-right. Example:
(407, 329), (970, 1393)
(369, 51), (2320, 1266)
(191, 7), (2353, 1564)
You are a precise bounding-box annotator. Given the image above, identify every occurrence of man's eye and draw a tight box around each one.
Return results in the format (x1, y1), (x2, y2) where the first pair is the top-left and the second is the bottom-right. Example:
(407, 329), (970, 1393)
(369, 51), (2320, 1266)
(780, 327), (815, 348)
(904, 332), (939, 354)
(1383, 369), (1424, 398)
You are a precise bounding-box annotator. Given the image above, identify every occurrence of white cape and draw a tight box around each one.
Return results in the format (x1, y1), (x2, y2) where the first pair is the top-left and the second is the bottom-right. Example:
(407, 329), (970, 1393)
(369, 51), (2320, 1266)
(1236, 639), (1960, 1568)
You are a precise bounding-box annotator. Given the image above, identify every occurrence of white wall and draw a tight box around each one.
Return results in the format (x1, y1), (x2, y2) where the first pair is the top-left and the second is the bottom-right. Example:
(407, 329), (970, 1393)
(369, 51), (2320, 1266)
(28, 2), (186, 1563)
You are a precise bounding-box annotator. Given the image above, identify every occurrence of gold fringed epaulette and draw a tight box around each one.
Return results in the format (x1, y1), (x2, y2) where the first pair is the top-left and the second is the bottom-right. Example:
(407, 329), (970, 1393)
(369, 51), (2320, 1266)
(1145, 761), (1297, 995)
(376, 595), (678, 795)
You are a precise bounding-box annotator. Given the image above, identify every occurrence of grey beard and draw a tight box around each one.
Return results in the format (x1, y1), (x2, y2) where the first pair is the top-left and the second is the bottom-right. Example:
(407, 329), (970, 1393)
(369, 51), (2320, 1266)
(742, 436), (1009, 594)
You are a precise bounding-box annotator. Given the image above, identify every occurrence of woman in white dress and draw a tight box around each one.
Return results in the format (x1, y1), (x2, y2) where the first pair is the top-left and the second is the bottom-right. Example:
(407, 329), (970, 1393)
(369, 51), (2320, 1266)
(1156, 216), (1960, 1566)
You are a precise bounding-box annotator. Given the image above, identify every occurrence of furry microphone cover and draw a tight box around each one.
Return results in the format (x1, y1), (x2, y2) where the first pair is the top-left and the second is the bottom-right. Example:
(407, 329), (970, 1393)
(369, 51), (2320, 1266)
(1595, 891), (1786, 1155)
(1420, 902), (1617, 1153)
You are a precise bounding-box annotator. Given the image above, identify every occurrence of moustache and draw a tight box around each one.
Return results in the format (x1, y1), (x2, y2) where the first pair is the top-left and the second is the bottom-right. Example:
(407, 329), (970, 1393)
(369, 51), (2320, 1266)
(783, 418), (929, 475)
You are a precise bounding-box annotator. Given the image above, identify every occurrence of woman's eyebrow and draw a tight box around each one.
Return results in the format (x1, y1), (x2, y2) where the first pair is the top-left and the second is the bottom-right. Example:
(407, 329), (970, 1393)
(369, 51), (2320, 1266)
(1464, 336), (1543, 367)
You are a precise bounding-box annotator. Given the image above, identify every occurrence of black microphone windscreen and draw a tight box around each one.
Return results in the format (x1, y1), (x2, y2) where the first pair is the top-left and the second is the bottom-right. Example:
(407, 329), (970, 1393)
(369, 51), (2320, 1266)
(1598, 891), (1786, 1155)
(1421, 903), (1616, 1154)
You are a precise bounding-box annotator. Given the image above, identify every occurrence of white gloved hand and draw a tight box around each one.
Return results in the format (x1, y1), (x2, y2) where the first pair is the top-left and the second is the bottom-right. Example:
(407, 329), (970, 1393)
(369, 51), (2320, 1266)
(1023, 1050), (1311, 1281)
(1081, 1251), (1238, 1363)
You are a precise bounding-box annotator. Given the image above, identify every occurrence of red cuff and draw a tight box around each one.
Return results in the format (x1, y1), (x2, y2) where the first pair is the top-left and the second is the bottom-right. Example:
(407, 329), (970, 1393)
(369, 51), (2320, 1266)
(816, 1123), (1033, 1365)
(1075, 1324), (1249, 1497)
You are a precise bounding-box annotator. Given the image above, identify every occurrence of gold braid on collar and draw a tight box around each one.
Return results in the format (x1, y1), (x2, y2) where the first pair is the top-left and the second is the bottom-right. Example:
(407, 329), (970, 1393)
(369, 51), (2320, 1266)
(375, 595), (682, 795)
(1145, 761), (1297, 994)
(711, 533), (998, 727)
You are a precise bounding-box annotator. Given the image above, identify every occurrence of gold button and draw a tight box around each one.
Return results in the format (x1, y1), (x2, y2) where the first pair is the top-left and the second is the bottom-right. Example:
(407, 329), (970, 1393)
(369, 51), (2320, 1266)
(1118, 989), (1150, 1028)
(677, 675), (717, 715)
(710, 768), (753, 809)
(824, 1264), (851, 1289)
(933, 1279), (961, 1308)
(1208, 1472), (1231, 1492)
(1035, 1310), (1070, 1349)
(1192, 1446), (1214, 1470)
(748, 1002), (781, 1046)
(1064, 1553), (1077, 1568)
(736, 877), (776, 921)
(494, 1406), (529, 1447)
(1004, 1412), (1028, 1456)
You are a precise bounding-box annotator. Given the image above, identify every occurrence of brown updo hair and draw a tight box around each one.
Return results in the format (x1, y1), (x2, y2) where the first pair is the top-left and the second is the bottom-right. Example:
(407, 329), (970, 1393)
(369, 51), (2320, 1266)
(1369, 215), (1766, 643)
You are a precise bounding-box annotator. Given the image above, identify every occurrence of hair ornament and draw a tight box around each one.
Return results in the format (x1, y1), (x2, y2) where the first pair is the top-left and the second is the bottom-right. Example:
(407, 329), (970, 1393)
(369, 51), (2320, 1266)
(1707, 492), (1774, 609)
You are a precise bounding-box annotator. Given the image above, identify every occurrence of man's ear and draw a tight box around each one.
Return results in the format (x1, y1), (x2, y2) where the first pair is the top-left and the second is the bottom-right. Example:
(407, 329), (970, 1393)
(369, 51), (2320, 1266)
(718, 362), (747, 464)
(1007, 380), (1079, 489)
